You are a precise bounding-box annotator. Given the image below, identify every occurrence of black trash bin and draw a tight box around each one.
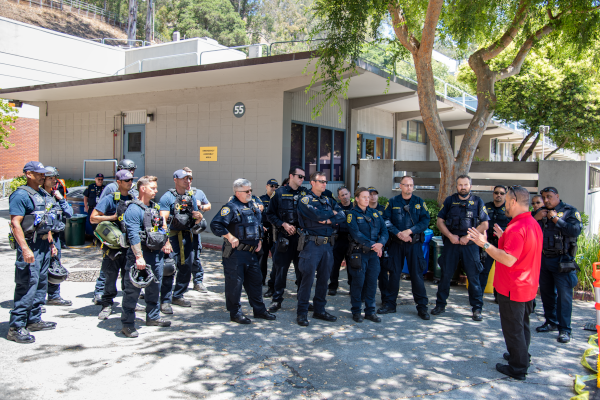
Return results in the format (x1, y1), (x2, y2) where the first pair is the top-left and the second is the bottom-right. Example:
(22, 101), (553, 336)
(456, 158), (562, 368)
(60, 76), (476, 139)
(430, 236), (443, 283)
(65, 214), (86, 246)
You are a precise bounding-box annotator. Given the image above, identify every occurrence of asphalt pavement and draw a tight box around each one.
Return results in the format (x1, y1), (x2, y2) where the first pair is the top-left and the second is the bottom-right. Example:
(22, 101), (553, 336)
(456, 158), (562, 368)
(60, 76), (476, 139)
(0, 197), (597, 400)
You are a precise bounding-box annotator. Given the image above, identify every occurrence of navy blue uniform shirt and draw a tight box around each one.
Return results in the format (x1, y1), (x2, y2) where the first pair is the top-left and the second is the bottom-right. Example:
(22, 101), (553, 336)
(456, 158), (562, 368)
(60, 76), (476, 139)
(437, 193), (489, 236)
(83, 183), (106, 209)
(95, 193), (133, 216)
(123, 202), (147, 246)
(332, 201), (354, 234)
(347, 204), (389, 248)
(538, 200), (582, 239)
(265, 185), (308, 228)
(9, 187), (46, 216)
(259, 193), (274, 226)
(383, 194), (430, 236)
(158, 190), (199, 213)
(210, 197), (263, 246)
(297, 190), (345, 236)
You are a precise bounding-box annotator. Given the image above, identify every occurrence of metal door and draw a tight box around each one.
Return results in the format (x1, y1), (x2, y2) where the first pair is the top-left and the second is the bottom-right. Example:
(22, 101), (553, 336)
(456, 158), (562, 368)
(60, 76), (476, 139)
(123, 124), (145, 177)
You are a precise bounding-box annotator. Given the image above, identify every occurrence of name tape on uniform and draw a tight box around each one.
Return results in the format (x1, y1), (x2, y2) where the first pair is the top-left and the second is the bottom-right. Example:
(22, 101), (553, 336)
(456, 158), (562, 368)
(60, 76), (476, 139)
(200, 147), (218, 162)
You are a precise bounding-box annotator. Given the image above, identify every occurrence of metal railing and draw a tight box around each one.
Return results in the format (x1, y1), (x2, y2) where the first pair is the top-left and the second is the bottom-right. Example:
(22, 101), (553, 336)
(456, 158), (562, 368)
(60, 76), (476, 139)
(8, 0), (127, 28)
(0, 178), (15, 199)
(590, 166), (600, 192)
(90, 38), (152, 47)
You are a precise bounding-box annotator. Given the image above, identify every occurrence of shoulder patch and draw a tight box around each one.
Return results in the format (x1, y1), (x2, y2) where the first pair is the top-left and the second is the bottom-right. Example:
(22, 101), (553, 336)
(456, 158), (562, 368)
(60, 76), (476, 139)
(385, 202), (389, 210)
(469, 200), (475, 205)
(415, 204), (421, 209)
(373, 212), (379, 218)
(378, 210), (383, 215)
(501, 207), (505, 212)
(483, 207), (488, 214)
(228, 195), (234, 201)
(575, 212), (582, 222)
(221, 207), (231, 217)
(347, 214), (352, 223)
(301, 197), (309, 205)
(423, 203), (428, 211)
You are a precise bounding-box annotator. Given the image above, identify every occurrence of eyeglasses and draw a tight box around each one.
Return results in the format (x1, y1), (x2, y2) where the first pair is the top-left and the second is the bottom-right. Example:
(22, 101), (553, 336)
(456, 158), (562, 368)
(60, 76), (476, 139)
(314, 180), (327, 184)
(236, 189), (253, 194)
(493, 191), (506, 195)
(97, 178), (104, 181)
(293, 174), (305, 180)
(122, 179), (134, 183)
(268, 184), (279, 188)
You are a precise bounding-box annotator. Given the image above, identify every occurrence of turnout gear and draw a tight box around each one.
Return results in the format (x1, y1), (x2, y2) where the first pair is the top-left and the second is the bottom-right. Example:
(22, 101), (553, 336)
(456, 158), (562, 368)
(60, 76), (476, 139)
(48, 256), (69, 284)
(167, 189), (196, 231)
(131, 200), (168, 251)
(12, 186), (63, 240)
(129, 266), (159, 289)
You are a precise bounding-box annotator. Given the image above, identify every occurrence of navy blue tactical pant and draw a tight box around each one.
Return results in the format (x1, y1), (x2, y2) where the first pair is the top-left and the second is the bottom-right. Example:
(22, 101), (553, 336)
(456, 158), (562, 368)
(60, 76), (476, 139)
(272, 234), (302, 304)
(161, 231), (197, 303)
(297, 241), (333, 315)
(100, 250), (128, 307)
(329, 234), (351, 290)
(259, 232), (274, 286)
(10, 239), (51, 328)
(191, 233), (204, 285)
(349, 251), (380, 315)
(539, 255), (578, 334)
(436, 239), (484, 311)
(94, 270), (107, 297)
(378, 253), (391, 301)
(121, 248), (163, 327)
(47, 236), (63, 300)
(382, 240), (429, 312)
(222, 248), (267, 318)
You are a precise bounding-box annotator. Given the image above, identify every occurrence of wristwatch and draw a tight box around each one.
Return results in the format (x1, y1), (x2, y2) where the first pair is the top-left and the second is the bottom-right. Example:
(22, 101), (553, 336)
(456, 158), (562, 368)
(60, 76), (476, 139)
(483, 242), (491, 251)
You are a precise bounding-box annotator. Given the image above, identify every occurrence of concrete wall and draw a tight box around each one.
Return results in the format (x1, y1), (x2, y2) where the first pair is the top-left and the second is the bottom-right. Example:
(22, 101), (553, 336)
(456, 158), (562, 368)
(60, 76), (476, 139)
(0, 17), (124, 88)
(538, 160), (588, 213)
(356, 108), (393, 138)
(358, 159), (394, 199)
(290, 90), (346, 129)
(37, 77), (310, 222)
(585, 190), (600, 236)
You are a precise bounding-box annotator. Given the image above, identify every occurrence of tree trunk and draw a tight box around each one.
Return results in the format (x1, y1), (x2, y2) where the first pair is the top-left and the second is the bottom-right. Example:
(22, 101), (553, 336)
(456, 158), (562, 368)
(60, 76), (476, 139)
(127, 0), (137, 46)
(145, 0), (152, 43)
(520, 132), (542, 161)
(513, 129), (536, 161)
(544, 138), (568, 159)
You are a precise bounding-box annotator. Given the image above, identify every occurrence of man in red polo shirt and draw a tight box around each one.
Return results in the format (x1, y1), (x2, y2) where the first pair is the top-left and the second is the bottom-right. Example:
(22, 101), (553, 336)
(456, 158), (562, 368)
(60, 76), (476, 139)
(468, 185), (542, 381)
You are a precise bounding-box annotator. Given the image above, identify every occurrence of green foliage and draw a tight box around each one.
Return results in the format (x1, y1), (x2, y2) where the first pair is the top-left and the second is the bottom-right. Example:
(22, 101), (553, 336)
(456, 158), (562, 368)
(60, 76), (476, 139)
(581, 212), (590, 230)
(575, 234), (600, 292)
(457, 45), (600, 159)
(424, 200), (441, 236)
(378, 196), (388, 206)
(64, 179), (84, 188)
(1, 100), (18, 149)
(9, 175), (27, 192)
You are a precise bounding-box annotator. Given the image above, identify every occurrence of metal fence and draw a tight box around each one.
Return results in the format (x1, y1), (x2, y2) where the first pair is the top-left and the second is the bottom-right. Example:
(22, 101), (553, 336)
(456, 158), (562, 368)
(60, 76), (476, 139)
(8, 0), (127, 28)
(590, 166), (600, 192)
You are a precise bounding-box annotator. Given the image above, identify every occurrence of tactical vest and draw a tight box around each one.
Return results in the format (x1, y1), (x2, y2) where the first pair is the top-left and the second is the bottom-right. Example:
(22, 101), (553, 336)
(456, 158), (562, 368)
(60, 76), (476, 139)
(130, 200), (168, 251)
(298, 193), (334, 232)
(168, 189), (195, 231)
(541, 207), (578, 258)
(485, 202), (510, 245)
(13, 186), (62, 238)
(47, 196), (67, 232)
(114, 192), (134, 239)
(278, 188), (305, 226)
(229, 201), (262, 241)
(445, 195), (479, 234)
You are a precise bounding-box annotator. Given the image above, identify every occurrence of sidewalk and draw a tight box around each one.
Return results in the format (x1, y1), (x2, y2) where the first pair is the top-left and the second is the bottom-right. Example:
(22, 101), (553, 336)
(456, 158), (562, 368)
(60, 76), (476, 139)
(0, 197), (597, 399)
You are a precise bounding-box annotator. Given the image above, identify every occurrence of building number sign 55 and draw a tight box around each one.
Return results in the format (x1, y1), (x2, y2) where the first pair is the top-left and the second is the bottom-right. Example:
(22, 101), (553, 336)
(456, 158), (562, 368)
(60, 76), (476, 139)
(233, 102), (245, 118)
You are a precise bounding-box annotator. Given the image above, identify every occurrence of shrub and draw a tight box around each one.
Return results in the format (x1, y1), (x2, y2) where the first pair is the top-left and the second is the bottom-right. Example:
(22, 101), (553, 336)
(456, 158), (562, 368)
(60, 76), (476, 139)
(425, 199), (441, 236)
(63, 179), (83, 188)
(9, 175), (26, 192)
(575, 234), (600, 292)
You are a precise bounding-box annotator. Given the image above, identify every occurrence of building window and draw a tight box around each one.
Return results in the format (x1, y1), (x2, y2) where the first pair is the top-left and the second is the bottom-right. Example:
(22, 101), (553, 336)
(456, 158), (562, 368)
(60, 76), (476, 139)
(358, 133), (393, 160)
(400, 120), (427, 144)
(291, 122), (345, 182)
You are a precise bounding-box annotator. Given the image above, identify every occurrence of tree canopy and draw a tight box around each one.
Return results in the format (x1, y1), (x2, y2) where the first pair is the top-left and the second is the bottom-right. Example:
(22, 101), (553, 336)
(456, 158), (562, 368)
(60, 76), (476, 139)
(307, 0), (600, 202)
(0, 100), (17, 149)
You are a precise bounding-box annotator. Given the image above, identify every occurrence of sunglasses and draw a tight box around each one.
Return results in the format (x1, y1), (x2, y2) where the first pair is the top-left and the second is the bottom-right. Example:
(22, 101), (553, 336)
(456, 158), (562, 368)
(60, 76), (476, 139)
(493, 191), (506, 195)
(97, 178), (104, 181)
(237, 189), (253, 194)
(293, 174), (305, 180)
(122, 179), (133, 183)
(540, 187), (558, 195)
(268, 184), (279, 188)
(182, 176), (193, 181)
(314, 180), (327, 184)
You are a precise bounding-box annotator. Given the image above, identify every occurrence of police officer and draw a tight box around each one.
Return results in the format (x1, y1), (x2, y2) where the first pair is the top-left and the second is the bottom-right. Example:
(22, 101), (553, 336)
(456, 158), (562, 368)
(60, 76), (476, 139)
(479, 185), (511, 302)
(266, 166), (308, 313)
(296, 171), (345, 326)
(121, 176), (171, 338)
(210, 178), (276, 324)
(433, 175), (489, 321)
(328, 186), (354, 296)
(368, 187), (388, 298)
(7, 161), (59, 344)
(93, 159), (139, 303)
(184, 167), (211, 293)
(380, 177), (431, 319)
(347, 187), (388, 323)
(534, 187), (582, 343)
(158, 169), (203, 314)
(84, 173), (106, 232)
(91, 170), (139, 320)
(260, 179), (279, 291)
(42, 166), (74, 307)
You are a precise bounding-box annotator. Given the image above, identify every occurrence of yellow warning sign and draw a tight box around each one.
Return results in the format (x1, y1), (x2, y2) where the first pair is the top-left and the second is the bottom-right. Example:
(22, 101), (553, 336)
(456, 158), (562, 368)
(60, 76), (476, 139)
(200, 147), (218, 161)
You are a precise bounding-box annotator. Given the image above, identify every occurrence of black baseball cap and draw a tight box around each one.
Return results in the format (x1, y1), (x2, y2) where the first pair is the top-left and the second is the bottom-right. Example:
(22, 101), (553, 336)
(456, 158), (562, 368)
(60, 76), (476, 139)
(23, 161), (50, 174)
(267, 178), (279, 186)
(368, 186), (378, 194)
(96, 173), (104, 178)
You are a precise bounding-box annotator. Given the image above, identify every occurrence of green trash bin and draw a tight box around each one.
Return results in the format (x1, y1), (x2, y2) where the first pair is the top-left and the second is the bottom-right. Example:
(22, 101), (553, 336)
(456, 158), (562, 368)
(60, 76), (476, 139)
(430, 236), (444, 282)
(65, 214), (86, 246)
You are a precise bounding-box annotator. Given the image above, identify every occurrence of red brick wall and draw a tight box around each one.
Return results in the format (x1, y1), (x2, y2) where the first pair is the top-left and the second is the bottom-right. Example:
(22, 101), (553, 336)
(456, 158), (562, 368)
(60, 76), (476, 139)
(0, 117), (39, 179)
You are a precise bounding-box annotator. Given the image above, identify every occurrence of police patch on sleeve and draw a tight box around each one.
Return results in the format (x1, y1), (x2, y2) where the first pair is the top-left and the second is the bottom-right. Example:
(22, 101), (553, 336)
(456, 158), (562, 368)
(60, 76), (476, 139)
(347, 214), (352, 223)
(575, 212), (581, 222)
(385, 202), (389, 210)
(483, 206), (488, 214)
(301, 196), (309, 205)
(423, 203), (428, 211)
(221, 207), (230, 217)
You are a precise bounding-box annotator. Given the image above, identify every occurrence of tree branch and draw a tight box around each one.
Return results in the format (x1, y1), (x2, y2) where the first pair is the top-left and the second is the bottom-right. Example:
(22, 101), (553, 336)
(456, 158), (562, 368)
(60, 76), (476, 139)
(387, 3), (419, 55)
(513, 129), (537, 161)
(544, 138), (568, 159)
(481, 0), (530, 61)
(520, 132), (542, 161)
(419, 0), (444, 56)
(497, 24), (555, 81)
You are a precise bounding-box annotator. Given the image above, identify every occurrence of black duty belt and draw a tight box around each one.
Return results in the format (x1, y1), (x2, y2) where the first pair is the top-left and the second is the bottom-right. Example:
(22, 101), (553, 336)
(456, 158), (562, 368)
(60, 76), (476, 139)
(542, 249), (563, 258)
(306, 235), (332, 245)
(236, 243), (257, 252)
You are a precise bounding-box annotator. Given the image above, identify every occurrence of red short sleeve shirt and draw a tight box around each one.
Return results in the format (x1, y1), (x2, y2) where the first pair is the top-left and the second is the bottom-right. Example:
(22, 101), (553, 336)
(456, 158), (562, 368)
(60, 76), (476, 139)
(494, 212), (543, 302)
